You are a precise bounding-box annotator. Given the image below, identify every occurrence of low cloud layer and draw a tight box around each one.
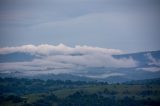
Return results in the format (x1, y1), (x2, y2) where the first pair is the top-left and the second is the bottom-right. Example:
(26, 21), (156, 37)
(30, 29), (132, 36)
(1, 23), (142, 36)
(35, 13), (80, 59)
(146, 53), (160, 67)
(0, 44), (138, 77)
(137, 67), (160, 72)
(0, 43), (123, 55)
(84, 73), (125, 79)
(136, 53), (160, 72)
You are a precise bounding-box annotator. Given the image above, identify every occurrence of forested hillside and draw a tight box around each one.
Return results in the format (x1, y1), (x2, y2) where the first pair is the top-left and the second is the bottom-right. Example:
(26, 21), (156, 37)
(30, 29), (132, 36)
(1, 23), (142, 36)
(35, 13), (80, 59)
(0, 78), (160, 106)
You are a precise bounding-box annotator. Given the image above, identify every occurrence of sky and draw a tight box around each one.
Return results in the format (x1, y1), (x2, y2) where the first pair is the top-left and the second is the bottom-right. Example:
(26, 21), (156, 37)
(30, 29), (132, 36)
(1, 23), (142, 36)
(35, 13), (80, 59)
(0, 0), (160, 52)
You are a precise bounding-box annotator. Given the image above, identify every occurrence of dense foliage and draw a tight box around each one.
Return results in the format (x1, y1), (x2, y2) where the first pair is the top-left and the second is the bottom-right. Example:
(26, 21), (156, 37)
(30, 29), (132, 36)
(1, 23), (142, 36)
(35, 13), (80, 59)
(0, 78), (160, 106)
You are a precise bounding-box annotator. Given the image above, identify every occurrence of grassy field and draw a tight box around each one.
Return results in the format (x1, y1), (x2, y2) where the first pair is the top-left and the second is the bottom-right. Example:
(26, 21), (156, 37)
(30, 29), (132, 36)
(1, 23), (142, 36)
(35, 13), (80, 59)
(21, 84), (160, 104)
(53, 84), (160, 99)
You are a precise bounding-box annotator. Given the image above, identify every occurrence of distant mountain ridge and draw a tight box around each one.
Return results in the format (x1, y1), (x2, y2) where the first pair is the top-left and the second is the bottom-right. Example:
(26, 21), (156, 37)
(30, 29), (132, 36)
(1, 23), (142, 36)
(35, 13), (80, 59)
(0, 52), (37, 63)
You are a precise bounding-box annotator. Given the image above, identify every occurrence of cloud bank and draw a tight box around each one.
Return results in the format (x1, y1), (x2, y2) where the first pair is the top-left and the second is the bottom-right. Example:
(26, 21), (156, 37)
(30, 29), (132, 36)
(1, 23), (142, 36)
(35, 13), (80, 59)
(0, 43), (123, 55)
(146, 53), (160, 67)
(137, 53), (160, 72)
(136, 53), (160, 72)
(0, 44), (138, 77)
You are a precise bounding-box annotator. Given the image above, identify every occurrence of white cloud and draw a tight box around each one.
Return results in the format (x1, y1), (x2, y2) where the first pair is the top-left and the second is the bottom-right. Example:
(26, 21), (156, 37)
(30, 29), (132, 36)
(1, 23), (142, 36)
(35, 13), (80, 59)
(0, 43), (123, 55)
(145, 53), (160, 66)
(0, 44), (138, 76)
(84, 73), (124, 79)
(135, 53), (160, 73)
(137, 67), (160, 72)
